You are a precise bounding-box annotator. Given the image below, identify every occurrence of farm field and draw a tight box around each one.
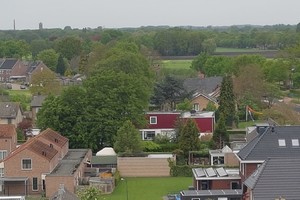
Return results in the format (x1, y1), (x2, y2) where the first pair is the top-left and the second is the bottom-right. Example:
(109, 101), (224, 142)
(161, 59), (192, 69)
(103, 177), (192, 200)
(215, 47), (268, 53)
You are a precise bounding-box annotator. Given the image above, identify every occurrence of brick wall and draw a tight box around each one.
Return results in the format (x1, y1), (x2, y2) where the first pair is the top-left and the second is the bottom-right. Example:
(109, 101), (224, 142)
(225, 152), (239, 166)
(45, 176), (74, 198)
(4, 149), (59, 195)
(191, 96), (218, 111)
(0, 137), (16, 155)
(117, 157), (173, 177)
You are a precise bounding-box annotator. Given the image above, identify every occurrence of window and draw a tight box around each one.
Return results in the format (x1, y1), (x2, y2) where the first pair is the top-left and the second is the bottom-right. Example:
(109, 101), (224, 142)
(231, 181), (240, 189)
(22, 159), (32, 170)
(193, 103), (200, 111)
(292, 139), (299, 147)
(0, 151), (7, 160)
(32, 177), (38, 191)
(201, 180), (210, 190)
(150, 116), (157, 124)
(144, 131), (155, 140)
(7, 119), (12, 124)
(278, 139), (286, 147)
(0, 168), (4, 177)
(213, 156), (224, 165)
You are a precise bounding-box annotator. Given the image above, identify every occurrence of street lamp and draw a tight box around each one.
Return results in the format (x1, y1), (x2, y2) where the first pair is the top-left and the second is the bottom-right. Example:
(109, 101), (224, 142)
(121, 178), (128, 200)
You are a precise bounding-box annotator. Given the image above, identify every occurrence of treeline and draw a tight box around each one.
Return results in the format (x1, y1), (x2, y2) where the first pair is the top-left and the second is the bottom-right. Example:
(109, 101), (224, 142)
(0, 24), (300, 60)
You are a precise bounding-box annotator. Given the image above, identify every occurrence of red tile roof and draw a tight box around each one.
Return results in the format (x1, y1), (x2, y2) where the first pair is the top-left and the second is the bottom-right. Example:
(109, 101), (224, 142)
(27, 139), (58, 161)
(36, 128), (68, 147)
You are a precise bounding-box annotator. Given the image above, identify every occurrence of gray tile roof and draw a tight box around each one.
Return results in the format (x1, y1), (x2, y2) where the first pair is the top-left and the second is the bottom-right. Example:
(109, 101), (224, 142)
(183, 76), (222, 94)
(238, 126), (300, 160)
(244, 158), (300, 199)
(31, 95), (47, 107)
(0, 102), (20, 118)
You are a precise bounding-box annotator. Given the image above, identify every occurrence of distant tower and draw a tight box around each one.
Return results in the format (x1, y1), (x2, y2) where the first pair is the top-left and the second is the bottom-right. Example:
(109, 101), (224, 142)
(13, 19), (15, 30)
(39, 22), (43, 30)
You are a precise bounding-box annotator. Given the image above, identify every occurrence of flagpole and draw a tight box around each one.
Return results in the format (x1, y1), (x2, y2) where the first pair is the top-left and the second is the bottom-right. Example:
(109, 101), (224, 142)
(245, 105), (248, 122)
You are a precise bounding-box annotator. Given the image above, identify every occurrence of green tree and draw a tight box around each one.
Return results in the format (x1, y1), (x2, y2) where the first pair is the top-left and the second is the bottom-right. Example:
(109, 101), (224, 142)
(56, 54), (66, 75)
(212, 113), (228, 149)
(30, 68), (61, 95)
(114, 120), (143, 153)
(56, 36), (82, 60)
(176, 98), (192, 111)
(178, 118), (200, 158)
(218, 75), (237, 127)
(205, 101), (217, 111)
(191, 53), (210, 73)
(2, 40), (31, 58)
(37, 49), (59, 71)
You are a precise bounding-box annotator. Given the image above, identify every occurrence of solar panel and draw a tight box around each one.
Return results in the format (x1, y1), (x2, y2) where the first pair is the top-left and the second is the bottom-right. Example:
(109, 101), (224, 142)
(216, 167), (228, 177)
(205, 167), (217, 177)
(194, 168), (206, 177)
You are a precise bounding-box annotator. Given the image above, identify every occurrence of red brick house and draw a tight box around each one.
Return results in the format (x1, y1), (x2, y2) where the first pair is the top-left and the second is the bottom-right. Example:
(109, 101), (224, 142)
(140, 111), (215, 140)
(25, 61), (52, 84)
(0, 128), (92, 198)
(0, 124), (17, 161)
(0, 59), (26, 83)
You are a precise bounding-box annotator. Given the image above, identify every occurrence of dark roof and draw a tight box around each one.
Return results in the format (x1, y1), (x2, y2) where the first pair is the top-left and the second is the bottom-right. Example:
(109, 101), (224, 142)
(0, 59), (18, 69)
(183, 76), (222, 94)
(0, 102), (21, 118)
(48, 149), (89, 176)
(26, 61), (42, 73)
(244, 158), (300, 199)
(91, 155), (117, 165)
(238, 126), (300, 160)
(0, 124), (16, 138)
(31, 95), (47, 107)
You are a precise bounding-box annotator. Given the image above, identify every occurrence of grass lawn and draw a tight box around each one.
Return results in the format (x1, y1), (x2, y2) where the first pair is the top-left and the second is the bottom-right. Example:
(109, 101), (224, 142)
(102, 177), (192, 200)
(161, 60), (192, 69)
(7, 89), (32, 97)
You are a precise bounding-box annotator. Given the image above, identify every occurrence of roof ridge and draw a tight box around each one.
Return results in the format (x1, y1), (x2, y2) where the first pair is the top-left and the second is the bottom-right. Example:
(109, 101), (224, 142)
(243, 126), (270, 159)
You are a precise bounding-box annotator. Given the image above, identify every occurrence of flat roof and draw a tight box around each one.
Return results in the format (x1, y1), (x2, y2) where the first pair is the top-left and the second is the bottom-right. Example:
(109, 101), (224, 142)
(48, 149), (89, 176)
(180, 189), (243, 197)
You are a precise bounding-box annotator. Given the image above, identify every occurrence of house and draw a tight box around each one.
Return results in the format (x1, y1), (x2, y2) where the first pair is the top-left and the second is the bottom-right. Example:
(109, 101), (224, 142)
(0, 102), (23, 127)
(30, 95), (47, 126)
(209, 145), (239, 167)
(236, 125), (300, 181)
(0, 128), (92, 198)
(25, 61), (52, 84)
(0, 59), (26, 83)
(0, 124), (17, 160)
(140, 111), (215, 140)
(190, 92), (219, 111)
(91, 147), (117, 172)
(243, 157), (300, 200)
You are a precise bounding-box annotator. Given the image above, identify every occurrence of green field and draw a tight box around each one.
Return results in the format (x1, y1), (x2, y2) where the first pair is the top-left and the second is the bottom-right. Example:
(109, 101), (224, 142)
(161, 60), (192, 69)
(103, 177), (192, 200)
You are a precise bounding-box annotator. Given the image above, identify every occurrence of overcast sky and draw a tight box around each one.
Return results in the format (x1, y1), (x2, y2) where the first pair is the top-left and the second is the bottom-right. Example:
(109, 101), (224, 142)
(1, 0), (300, 30)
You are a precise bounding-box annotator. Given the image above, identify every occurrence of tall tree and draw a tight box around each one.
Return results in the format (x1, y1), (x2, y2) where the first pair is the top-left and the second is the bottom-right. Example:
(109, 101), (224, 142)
(37, 49), (59, 71)
(56, 36), (82, 60)
(56, 54), (66, 75)
(114, 120), (143, 153)
(178, 118), (200, 158)
(218, 75), (237, 127)
(212, 113), (228, 149)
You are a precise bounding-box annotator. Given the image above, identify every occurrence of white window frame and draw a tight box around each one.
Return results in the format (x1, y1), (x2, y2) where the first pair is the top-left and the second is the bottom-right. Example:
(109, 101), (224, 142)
(0, 168), (4, 177)
(193, 103), (200, 111)
(150, 116), (157, 124)
(0, 151), (7, 160)
(292, 139), (299, 147)
(21, 158), (32, 170)
(278, 139), (286, 147)
(32, 177), (38, 191)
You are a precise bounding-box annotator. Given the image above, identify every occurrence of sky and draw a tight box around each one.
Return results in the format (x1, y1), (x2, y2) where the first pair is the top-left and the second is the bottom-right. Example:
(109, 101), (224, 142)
(1, 0), (300, 30)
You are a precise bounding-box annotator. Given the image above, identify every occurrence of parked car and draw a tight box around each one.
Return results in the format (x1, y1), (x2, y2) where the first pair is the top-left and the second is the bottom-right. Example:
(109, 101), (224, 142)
(20, 85), (26, 89)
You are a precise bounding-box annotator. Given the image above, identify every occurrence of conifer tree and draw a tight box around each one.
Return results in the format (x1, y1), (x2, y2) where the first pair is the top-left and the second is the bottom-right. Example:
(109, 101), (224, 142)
(212, 113), (229, 149)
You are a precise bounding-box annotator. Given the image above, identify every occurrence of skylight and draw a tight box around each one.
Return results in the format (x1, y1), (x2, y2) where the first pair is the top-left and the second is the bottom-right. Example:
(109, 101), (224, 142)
(278, 139), (286, 147)
(292, 139), (299, 147)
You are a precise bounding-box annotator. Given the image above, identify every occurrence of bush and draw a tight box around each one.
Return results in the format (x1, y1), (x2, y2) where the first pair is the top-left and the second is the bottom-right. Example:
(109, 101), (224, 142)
(142, 141), (161, 152)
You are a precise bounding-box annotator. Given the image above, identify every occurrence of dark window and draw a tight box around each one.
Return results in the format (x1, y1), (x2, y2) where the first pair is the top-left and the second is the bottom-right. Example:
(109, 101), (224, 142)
(22, 159), (32, 169)
(144, 131), (155, 140)
(231, 181), (241, 189)
(32, 177), (38, 191)
(201, 180), (210, 190)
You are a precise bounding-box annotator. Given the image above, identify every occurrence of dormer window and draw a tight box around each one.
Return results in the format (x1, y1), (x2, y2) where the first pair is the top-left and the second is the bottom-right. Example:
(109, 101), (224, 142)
(292, 139), (299, 147)
(278, 139), (286, 147)
(150, 116), (157, 124)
